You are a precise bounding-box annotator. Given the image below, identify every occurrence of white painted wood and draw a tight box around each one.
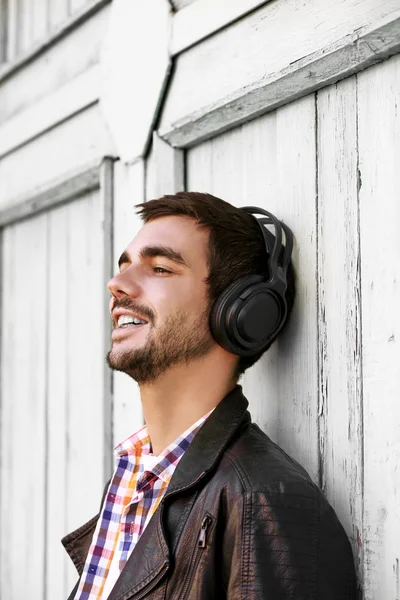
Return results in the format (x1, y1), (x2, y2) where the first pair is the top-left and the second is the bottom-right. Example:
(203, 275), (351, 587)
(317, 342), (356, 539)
(146, 132), (184, 200)
(160, 1), (400, 148)
(64, 191), (107, 592)
(70, 0), (89, 15)
(0, 64), (100, 159)
(316, 78), (363, 572)
(32, 0), (48, 45)
(171, 0), (270, 56)
(49, 0), (69, 30)
(100, 0), (171, 162)
(172, 0), (197, 9)
(187, 95), (319, 481)
(45, 202), (70, 600)
(6, 0), (18, 61)
(112, 160), (144, 446)
(17, 0), (32, 54)
(0, 2), (110, 124)
(358, 54), (400, 600)
(0, 214), (47, 599)
(0, 104), (116, 205)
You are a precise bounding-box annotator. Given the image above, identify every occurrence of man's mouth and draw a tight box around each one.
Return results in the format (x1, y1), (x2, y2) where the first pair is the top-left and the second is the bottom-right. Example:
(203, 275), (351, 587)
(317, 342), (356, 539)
(117, 315), (148, 328)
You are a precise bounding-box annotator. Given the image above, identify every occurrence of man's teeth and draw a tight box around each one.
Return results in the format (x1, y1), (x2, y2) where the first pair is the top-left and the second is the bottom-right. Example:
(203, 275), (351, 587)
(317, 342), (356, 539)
(117, 315), (147, 326)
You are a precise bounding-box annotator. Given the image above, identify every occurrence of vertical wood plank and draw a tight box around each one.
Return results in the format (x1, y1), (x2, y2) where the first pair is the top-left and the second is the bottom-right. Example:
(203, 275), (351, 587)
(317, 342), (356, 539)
(316, 78), (363, 580)
(100, 158), (114, 480)
(146, 132), (184, 200)
(17, 0), (32, 54)
(32, 0), (48, 44)
(69, 0), (89, 15)
(0, 214), (47, 599)
(65, 190), (106, 590)
(45, 202), (70, 600)
(49, 0), (69, 29)
(358, 54), (400, 600)
(186, 97), (319, 481)
(112, 160), (144, 446)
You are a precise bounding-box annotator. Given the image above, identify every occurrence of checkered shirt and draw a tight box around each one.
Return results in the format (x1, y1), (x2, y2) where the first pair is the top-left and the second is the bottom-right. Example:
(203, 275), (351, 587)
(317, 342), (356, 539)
(74, 410), (212, 600)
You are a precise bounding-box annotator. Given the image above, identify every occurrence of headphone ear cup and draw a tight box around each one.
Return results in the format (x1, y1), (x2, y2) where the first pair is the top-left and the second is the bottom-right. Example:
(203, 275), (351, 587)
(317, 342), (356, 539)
(210, 275), (287, 356)
(210, 275), (264, 355)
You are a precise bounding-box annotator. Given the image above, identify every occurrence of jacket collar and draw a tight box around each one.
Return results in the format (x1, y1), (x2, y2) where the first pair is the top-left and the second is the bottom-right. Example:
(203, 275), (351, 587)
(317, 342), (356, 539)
(63, 384), (250, 599)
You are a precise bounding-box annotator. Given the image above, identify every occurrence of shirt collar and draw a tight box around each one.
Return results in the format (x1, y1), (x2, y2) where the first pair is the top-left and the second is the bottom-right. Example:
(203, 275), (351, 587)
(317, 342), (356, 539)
(114, 409), (214, 485)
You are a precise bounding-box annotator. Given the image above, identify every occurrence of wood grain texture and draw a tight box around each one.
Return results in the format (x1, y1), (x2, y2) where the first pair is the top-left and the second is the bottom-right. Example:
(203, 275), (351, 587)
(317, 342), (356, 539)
(187, 95), (319, 481)
(316, 78), (363, 579)
(171, 0), (270, 55)
(0, 214), (47, 599)
(112, 160), (144, 447)
(46, 202), (70, 599)
(0, 104), (115, 205)
(0, 64), (100, 159)
(146, 133), (184, 200)
(160, 0), (400, 148)
(0, 2), (110, 124)
(358, 54), (400, 600)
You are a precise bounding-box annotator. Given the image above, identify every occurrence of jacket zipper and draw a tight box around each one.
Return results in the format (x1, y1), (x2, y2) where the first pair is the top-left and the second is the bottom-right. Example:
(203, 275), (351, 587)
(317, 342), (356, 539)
(198, 515), (212, 548)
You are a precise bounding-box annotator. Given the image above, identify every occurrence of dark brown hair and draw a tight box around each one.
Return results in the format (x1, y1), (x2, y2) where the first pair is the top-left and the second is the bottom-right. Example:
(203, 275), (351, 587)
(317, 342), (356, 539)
(135, 192), (295, 379)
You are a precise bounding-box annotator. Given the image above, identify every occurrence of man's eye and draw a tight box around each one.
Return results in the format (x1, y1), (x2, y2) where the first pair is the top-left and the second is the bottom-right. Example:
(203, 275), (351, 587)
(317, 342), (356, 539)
(153, 267), (171, 274)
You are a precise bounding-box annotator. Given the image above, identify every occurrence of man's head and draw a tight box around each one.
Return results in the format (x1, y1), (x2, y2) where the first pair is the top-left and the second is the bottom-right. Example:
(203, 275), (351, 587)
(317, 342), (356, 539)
(107, 192), (295, 384)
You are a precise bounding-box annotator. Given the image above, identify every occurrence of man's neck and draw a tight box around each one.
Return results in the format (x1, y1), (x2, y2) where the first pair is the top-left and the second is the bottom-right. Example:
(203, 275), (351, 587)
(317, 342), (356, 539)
(139, 351), (238, 455)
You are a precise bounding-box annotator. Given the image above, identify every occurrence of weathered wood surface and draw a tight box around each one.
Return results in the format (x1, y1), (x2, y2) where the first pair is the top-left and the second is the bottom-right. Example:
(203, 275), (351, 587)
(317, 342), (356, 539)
(0, 64), (100, 159)
(358, 54), (400, 600)
(0, 2), (110, 124)
(112, 160), (144, 446)
(0, 214), (47, 599)
(0, 104), (115, 205)
(316, 78), (363, 579)
(171, 0), (270, 55)
(145, 132), (184, 200)
(187, 94), (319, 482)
(160, 0), (400, 148)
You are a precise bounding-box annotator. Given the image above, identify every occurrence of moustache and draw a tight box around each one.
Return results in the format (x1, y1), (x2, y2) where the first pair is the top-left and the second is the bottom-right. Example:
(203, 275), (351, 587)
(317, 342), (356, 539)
(111, 297), (155, 324)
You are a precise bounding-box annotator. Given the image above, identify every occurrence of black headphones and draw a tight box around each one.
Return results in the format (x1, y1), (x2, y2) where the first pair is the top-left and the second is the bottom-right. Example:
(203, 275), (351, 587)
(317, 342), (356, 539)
(209, 206), (294, 357)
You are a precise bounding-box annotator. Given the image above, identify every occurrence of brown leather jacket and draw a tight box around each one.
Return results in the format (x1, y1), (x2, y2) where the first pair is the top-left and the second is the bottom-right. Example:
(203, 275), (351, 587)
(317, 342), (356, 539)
(63, 385), (357, 599)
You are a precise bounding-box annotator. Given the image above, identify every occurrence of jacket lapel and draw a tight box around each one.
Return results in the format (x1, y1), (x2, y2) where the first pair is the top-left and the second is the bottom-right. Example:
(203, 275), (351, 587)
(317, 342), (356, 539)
(62, 385), (250, 599)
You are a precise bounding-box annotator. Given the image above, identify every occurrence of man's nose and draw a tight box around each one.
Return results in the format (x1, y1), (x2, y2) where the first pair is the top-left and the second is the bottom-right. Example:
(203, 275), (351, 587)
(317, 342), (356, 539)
(107, 268), (142, 300)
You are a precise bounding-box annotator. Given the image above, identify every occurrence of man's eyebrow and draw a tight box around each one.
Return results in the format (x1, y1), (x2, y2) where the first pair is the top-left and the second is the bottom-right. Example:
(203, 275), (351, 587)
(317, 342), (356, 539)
(139, 245), (189, 267)
(118, 246), (189, 269)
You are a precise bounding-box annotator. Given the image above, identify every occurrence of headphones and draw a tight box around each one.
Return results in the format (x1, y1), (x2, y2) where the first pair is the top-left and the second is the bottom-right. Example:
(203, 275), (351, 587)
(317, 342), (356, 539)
(209, 206), (294, 357)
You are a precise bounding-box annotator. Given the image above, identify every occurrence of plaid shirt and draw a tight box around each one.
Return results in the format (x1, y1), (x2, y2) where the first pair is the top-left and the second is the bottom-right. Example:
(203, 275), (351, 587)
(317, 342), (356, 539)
(74, 410), (212, 600)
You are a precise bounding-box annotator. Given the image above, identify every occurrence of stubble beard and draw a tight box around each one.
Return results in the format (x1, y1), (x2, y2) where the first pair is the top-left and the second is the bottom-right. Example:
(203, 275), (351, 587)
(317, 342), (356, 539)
(106, 305), (215, 385)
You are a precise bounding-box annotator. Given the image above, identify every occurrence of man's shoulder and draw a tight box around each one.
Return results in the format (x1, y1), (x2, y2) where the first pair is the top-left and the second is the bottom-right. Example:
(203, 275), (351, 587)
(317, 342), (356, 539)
(222, 422), (320, 500)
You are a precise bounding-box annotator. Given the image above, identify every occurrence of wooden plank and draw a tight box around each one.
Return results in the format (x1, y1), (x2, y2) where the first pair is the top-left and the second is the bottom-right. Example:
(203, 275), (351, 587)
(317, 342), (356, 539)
(0, 63), (100, 159)
(45, 202), (70, 600)
(316, 78), (363, 578)
(70, 0), (89, 15)
(160, 1), (400, 148)
(0, 2), (110, 124)
(49, 0), (69, 30)
(16, 0), (32, 55)
(172, 0), (197, 9)
(0, 0), (8, 62)
(0, 104), (115, 205)
(5, 0), (18, 61)
(0, 214), (47, 598)
(32, 0), (48, 45)
(0, 160), (101, 226)
(100, 158), (114, 479)
(186, 95), (319, 481)
(112, 160), (144, 446)
(358, 54), (400, 600)
(146, 132), (184, 200)
(172, 0), (270, 55)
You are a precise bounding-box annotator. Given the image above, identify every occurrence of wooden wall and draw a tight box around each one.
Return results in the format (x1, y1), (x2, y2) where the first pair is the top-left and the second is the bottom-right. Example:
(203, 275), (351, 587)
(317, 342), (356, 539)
(186, 54), (400, 598)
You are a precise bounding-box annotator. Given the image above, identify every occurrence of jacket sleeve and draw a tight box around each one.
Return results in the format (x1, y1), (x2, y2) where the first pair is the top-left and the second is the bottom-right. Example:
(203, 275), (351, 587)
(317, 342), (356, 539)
(223, 489), (357, 599)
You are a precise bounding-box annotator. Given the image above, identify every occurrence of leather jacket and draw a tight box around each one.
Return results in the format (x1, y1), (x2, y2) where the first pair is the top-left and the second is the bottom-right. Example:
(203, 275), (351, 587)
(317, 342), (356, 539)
(63, 385), (357, 599)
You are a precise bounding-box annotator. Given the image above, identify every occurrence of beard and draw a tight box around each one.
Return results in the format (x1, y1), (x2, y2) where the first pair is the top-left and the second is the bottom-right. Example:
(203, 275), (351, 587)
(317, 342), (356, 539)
(106, 303), (215, 384)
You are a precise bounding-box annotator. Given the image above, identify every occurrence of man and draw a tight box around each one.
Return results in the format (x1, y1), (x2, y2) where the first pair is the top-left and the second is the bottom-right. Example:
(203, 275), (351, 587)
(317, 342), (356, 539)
(63, 192), (357, 599)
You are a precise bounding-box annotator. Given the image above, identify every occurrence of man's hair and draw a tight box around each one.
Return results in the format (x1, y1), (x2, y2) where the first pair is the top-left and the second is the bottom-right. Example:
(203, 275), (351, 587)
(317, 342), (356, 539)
(135, 192), (295, 380)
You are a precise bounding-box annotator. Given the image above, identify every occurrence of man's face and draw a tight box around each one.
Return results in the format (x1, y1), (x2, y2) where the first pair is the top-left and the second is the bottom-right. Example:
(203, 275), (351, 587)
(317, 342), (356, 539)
(106, 216), (215, 384)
